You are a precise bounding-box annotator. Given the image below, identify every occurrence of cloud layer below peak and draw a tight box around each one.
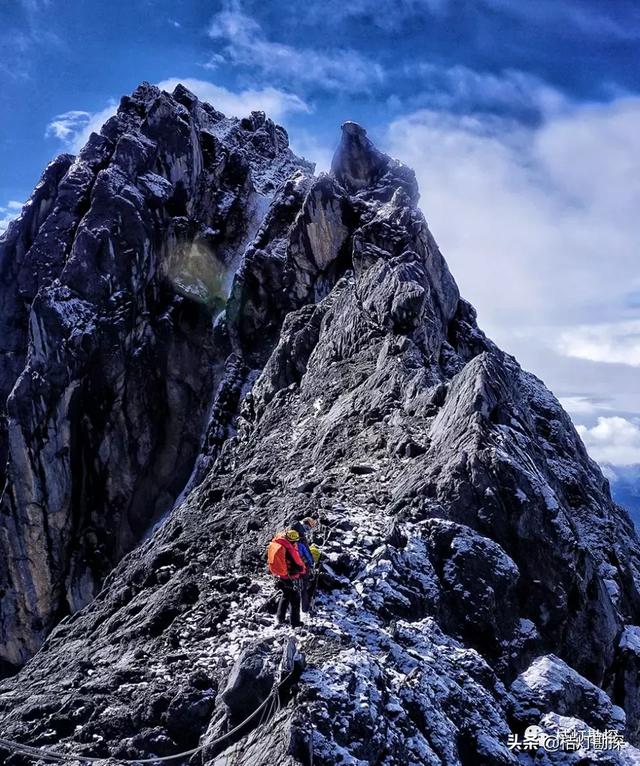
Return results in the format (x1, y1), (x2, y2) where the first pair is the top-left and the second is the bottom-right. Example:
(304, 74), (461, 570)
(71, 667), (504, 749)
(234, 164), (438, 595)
(577, 417), (640, 466)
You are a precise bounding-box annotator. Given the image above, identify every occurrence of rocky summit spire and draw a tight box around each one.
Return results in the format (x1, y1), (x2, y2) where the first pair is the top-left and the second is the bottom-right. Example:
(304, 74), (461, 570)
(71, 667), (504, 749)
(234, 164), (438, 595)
(331, 120), (421, 206)
(0, 84), (639, 765)
(330, 121), (389, 190)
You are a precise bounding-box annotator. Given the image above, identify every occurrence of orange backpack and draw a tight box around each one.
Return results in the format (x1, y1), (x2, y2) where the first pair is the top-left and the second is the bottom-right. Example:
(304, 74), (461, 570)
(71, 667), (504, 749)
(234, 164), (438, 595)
(267, 535), (306, 578)
(267, 537), (290, 577)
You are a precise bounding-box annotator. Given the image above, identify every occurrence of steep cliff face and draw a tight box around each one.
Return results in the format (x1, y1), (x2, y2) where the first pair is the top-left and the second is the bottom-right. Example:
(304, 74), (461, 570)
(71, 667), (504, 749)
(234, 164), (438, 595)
(0, 85), (639, 766)
(0, 82), (313, 670)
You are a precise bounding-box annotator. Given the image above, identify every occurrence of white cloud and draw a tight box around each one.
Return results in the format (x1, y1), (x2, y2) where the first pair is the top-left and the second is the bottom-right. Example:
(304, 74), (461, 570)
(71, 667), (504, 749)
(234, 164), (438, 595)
(385, 95), (640, 337)
(0, 0), (61, 80)
(482, 0), (640, 41)
(577, 417), (640, 466)
(385, 89), (640, 425)
(512, 339), (640, 423)
(45, 104), (117, 153)
(156, 78), (310, 121)
(557, 321), (640, 367)
(45, 110), (92, 140)
(207, 2), (384, 93)
(303, 0), (450, 29)
(403, 64), (564, 116)
(0, 200), (24, 235)
(270, 0), (638, 39)
(287, 130), (334, 173)
(559, 396), (612, 417)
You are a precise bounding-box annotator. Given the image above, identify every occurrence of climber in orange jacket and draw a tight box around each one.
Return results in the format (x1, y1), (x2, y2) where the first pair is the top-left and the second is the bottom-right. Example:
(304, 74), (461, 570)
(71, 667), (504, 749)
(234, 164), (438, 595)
(267, 529), (307, 627)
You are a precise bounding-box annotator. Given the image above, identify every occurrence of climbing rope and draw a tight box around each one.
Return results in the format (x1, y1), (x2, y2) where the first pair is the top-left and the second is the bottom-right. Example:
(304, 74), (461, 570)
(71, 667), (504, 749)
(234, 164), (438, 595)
(226, 679), (279, 764)
(223, 636), (297, 765)
(0, 735), (208, 764)
(0, 640), (299, 766)
(317, 517), (341, 549)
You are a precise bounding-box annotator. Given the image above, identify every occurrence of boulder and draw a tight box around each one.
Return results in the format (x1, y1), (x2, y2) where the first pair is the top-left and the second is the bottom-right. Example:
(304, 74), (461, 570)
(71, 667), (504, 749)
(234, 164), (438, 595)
(511, 655), (626, 732)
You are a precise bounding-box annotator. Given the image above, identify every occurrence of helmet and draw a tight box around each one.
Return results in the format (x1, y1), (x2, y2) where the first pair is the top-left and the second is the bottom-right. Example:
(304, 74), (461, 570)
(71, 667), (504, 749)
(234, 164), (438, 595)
(302, 517), (318, 528)
(285, 529), (300, 542)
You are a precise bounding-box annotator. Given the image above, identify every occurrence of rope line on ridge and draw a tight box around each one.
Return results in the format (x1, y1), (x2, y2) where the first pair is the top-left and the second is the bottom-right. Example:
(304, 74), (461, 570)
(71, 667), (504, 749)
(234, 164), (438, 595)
(0, 639), (299, 766)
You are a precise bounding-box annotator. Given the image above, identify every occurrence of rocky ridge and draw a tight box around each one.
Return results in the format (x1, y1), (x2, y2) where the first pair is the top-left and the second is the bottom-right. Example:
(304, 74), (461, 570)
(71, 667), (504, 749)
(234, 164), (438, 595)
(0, 84), (639, 766)
(0, 82), (312, 670)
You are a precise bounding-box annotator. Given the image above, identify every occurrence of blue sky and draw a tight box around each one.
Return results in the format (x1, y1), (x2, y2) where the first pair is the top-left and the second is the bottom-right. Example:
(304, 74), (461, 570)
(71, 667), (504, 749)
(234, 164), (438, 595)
(1, 0), (640, 467)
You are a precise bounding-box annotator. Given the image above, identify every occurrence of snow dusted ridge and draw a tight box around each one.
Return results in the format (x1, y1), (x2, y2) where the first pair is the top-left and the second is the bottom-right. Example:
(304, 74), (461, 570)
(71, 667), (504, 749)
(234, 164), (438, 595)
(0, 85), (640, 766)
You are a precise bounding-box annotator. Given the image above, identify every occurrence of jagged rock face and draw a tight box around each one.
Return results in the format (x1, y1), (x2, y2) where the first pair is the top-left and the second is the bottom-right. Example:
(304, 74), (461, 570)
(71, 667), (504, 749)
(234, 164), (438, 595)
(0, 82), (313, 670)
(0, 95), (639, 766)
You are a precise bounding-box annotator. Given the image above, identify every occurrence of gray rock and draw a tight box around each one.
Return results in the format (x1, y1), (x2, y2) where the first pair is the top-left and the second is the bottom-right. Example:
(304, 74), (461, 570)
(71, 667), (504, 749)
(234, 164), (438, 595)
(0, 82), (314, 670)
(0, 87), (638, 766)
(221, 639), (279, 724)
(511, 655), (626, 731)
(615, 626), (640, 743)
(529, 714), (640, 765)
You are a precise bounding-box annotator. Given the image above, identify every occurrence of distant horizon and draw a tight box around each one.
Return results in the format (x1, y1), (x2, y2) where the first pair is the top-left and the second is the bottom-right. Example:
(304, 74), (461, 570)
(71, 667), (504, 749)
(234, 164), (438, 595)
(2, 0), (639, 476)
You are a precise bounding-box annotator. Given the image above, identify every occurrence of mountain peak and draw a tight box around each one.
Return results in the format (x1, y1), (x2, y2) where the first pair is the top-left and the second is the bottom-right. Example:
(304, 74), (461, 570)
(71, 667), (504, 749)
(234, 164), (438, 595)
(0, 86), (639, 765)
(330, 120), (388, 189)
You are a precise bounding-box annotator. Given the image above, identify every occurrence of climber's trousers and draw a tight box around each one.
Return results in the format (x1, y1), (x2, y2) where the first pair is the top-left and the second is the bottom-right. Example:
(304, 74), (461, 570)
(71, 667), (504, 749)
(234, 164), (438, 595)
(300, 573), (317, 613)
(276, 579), (301, 627)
